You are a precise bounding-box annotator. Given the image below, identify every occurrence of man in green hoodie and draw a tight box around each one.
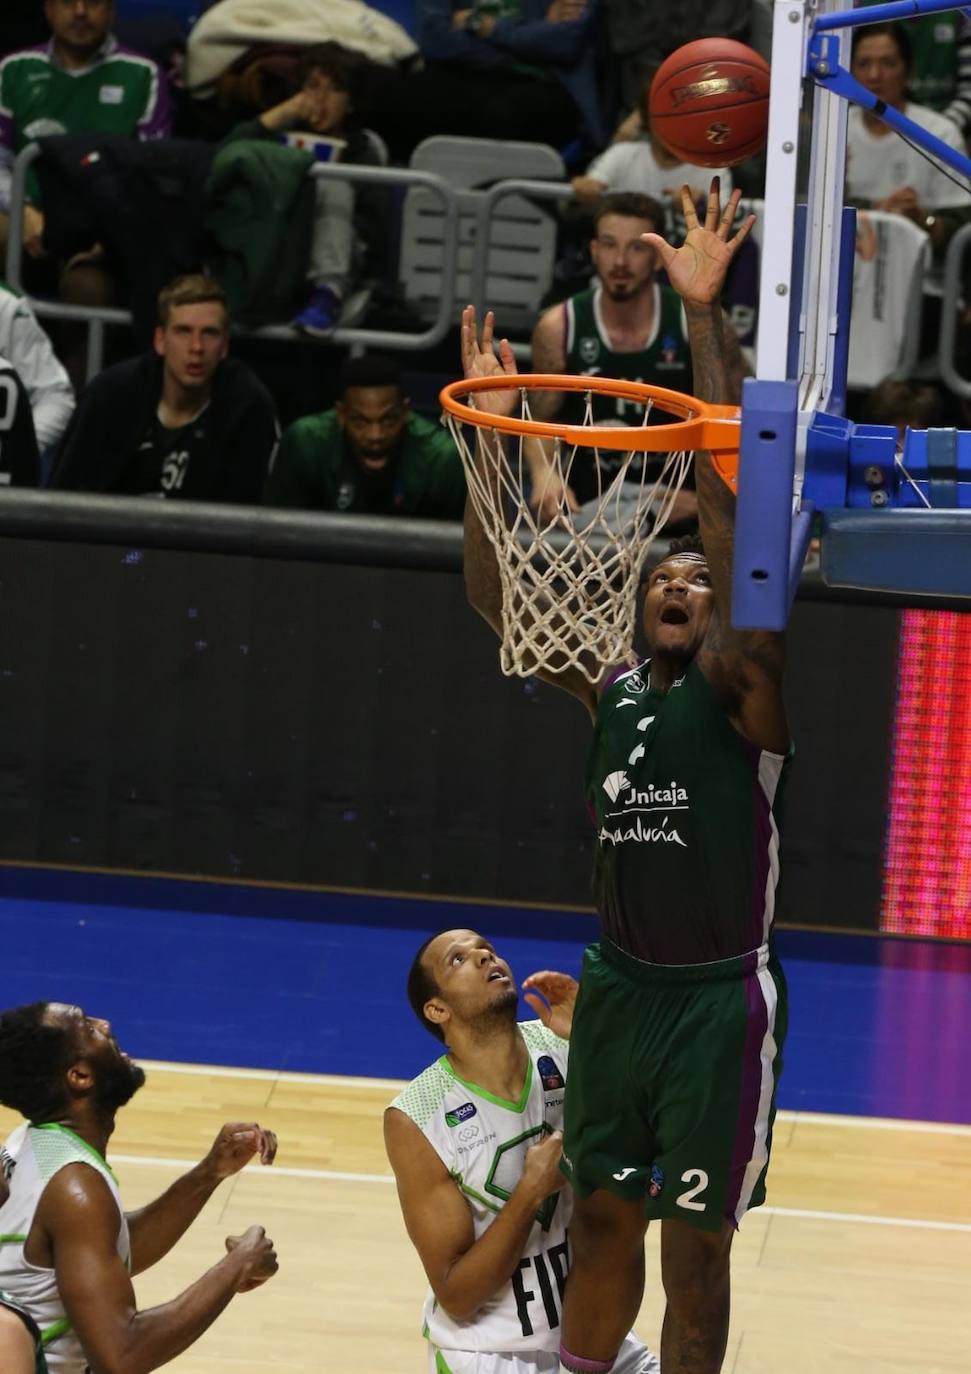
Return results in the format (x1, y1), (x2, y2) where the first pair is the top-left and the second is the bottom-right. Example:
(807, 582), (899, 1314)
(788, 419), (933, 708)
(266, 354), (466, 517)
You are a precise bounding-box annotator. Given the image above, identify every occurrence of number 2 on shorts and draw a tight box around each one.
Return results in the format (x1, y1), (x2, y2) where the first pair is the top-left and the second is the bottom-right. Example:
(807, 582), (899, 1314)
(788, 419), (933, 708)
(676, 1168), (709, 1211)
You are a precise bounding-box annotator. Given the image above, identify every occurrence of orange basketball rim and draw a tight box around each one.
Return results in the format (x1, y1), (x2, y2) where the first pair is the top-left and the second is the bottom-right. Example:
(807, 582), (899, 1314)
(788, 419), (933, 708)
(439, 374), (741, 491)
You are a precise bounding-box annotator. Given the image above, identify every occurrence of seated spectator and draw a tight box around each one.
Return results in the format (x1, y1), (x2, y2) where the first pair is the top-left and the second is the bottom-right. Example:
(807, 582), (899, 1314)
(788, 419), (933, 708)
(0, 0), (171, 310)
(0, 281), (74, 475)
(572, 98), (733, 209)
(223, 42), (387, 335)
(365, 0), (605, 164)
(266, 354), (466, 516)
(0, 353), (41, 488)
(50, 273), (278, 500)
(525, 192), (721, 527)
(859, 1), (971, 140)
(846, 23), (970, 225)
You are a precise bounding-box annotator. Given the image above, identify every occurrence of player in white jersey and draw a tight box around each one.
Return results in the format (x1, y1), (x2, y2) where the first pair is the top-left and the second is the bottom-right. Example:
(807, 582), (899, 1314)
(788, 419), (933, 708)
(385, 929), (659, 1374)
(0, 1000), (279, 1374)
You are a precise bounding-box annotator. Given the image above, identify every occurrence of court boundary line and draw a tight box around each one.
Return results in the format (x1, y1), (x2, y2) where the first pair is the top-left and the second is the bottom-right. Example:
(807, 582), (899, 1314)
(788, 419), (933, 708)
(108, 1153), (971, 1233)
(135, 1060), (971, 1135)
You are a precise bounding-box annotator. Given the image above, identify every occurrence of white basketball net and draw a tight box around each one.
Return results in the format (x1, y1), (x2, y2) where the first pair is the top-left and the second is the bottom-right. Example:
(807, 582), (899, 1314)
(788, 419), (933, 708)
(445, 387), (694, 684)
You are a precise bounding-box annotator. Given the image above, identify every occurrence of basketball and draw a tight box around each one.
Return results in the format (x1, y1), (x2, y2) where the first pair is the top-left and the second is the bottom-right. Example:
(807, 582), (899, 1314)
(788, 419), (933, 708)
(648, 39), (770, 168)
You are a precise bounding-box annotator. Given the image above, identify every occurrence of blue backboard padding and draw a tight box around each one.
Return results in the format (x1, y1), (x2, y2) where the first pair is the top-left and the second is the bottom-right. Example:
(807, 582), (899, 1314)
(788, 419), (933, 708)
(1, 866), (969, 1122)
(732, 378), (799, 629)
(821, 509), (971, 595)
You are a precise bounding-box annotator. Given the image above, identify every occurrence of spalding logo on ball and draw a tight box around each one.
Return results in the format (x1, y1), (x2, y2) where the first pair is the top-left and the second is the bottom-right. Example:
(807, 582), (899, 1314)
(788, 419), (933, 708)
(649, 39), (770, 168)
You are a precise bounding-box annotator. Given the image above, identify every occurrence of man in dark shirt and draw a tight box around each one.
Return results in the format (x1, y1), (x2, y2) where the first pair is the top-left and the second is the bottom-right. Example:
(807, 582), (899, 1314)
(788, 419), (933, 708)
(51, 274), (278, 500)
(266, 354), (466, 517)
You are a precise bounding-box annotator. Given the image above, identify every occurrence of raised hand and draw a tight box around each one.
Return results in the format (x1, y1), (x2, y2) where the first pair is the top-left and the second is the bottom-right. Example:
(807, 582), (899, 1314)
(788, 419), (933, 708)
(203, 1122), (278, 1181)
(640, 178), (755, 308)
(460, 304), (519, 419)
(522, 970), (579, 1040)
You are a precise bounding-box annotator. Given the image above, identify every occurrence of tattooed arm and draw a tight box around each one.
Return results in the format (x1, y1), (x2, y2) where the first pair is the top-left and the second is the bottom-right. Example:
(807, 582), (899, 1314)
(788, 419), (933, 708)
(643, 182), (789, 754)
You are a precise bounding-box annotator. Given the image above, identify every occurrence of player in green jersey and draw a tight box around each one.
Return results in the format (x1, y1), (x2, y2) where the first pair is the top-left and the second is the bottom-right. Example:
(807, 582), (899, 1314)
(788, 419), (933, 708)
(461, 179), (788, 1374)
(525, 192), (748, 526)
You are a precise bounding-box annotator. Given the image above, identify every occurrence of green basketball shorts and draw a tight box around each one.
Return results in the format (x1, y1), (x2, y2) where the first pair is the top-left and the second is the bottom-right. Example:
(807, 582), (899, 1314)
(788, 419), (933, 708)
(561, 938), (788, 1233)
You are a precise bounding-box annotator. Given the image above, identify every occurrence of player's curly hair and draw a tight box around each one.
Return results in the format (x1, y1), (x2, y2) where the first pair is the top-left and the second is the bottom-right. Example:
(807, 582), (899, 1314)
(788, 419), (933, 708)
(407, 934), (447, 1043)
(0, 1002), (76, 1121)
(665, 532), (707, 560)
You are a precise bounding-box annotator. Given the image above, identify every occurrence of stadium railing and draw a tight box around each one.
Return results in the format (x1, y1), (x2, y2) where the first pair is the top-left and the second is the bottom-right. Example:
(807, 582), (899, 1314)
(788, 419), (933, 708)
(5, 142), (462, 380)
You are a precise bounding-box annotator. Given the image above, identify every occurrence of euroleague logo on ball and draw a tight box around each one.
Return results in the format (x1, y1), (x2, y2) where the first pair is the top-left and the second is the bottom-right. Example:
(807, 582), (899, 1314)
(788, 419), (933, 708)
(706, 123), (731, 146)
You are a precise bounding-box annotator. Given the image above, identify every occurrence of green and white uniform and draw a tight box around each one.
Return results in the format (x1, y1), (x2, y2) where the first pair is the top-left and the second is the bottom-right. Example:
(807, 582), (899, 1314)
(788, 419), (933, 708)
(562, 661), (791, 1230)
(0, 1123), (130, 1374)
(559, 283), (692, 507)
(393, 1023), (571, 1358)
(392, 1023), (658, 1374)
(0, 38), (169, 211)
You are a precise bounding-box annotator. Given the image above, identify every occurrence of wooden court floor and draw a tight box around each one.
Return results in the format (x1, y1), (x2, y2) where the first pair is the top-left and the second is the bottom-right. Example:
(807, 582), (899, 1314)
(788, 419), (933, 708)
(2, 1061), (969, 1373)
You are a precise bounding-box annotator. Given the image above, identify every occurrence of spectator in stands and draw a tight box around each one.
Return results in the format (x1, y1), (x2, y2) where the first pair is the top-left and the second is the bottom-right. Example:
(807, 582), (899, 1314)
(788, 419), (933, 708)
(0, 281), (74, 475)
(50, 273), (278, 501)
(846, 23), (969, 225)
(223, 42), (386, 335)
(525, 192), (745, 525)
(265, 354), (466, 516)
(0, 0), (171, 308)
(0, 353), (41, 488)
(366, 0), (605, 163)
(859, 1), (971, 141)
(571, 93), (734, 209)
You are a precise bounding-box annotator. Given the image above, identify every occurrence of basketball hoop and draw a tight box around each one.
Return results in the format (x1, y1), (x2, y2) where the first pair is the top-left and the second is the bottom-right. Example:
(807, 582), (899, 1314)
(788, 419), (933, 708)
(440, 374), (740, 684)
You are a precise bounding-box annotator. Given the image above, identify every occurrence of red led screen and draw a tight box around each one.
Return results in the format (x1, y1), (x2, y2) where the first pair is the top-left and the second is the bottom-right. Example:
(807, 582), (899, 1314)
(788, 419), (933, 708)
(882, 610), (971, 937)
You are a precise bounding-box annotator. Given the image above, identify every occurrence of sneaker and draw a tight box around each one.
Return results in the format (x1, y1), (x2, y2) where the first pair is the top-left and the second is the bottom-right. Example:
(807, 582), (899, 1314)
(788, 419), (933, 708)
(293, 285), (341, 336)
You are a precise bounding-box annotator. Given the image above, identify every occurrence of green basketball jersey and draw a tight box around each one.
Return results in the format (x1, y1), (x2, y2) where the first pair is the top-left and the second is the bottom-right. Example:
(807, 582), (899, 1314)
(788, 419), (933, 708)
(585, 660), (790, 966)
(561, 284), (693, 505)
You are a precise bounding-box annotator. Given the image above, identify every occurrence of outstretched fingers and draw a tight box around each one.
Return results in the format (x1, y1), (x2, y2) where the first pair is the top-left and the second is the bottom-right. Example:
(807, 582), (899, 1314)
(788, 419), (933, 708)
(703, 176), (723, 232)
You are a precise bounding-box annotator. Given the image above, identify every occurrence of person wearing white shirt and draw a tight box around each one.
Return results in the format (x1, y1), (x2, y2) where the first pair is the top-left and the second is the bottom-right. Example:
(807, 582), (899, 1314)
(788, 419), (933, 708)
(845, 22), (970, 225)
(573, 124), (733, 210)
(0, 283), (74, 474)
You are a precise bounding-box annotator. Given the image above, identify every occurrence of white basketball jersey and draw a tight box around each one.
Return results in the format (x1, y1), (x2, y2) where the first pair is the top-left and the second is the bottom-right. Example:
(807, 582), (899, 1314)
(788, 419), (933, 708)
(0, 1123), (130, 1374)
(391, 1022), (571, 1355)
